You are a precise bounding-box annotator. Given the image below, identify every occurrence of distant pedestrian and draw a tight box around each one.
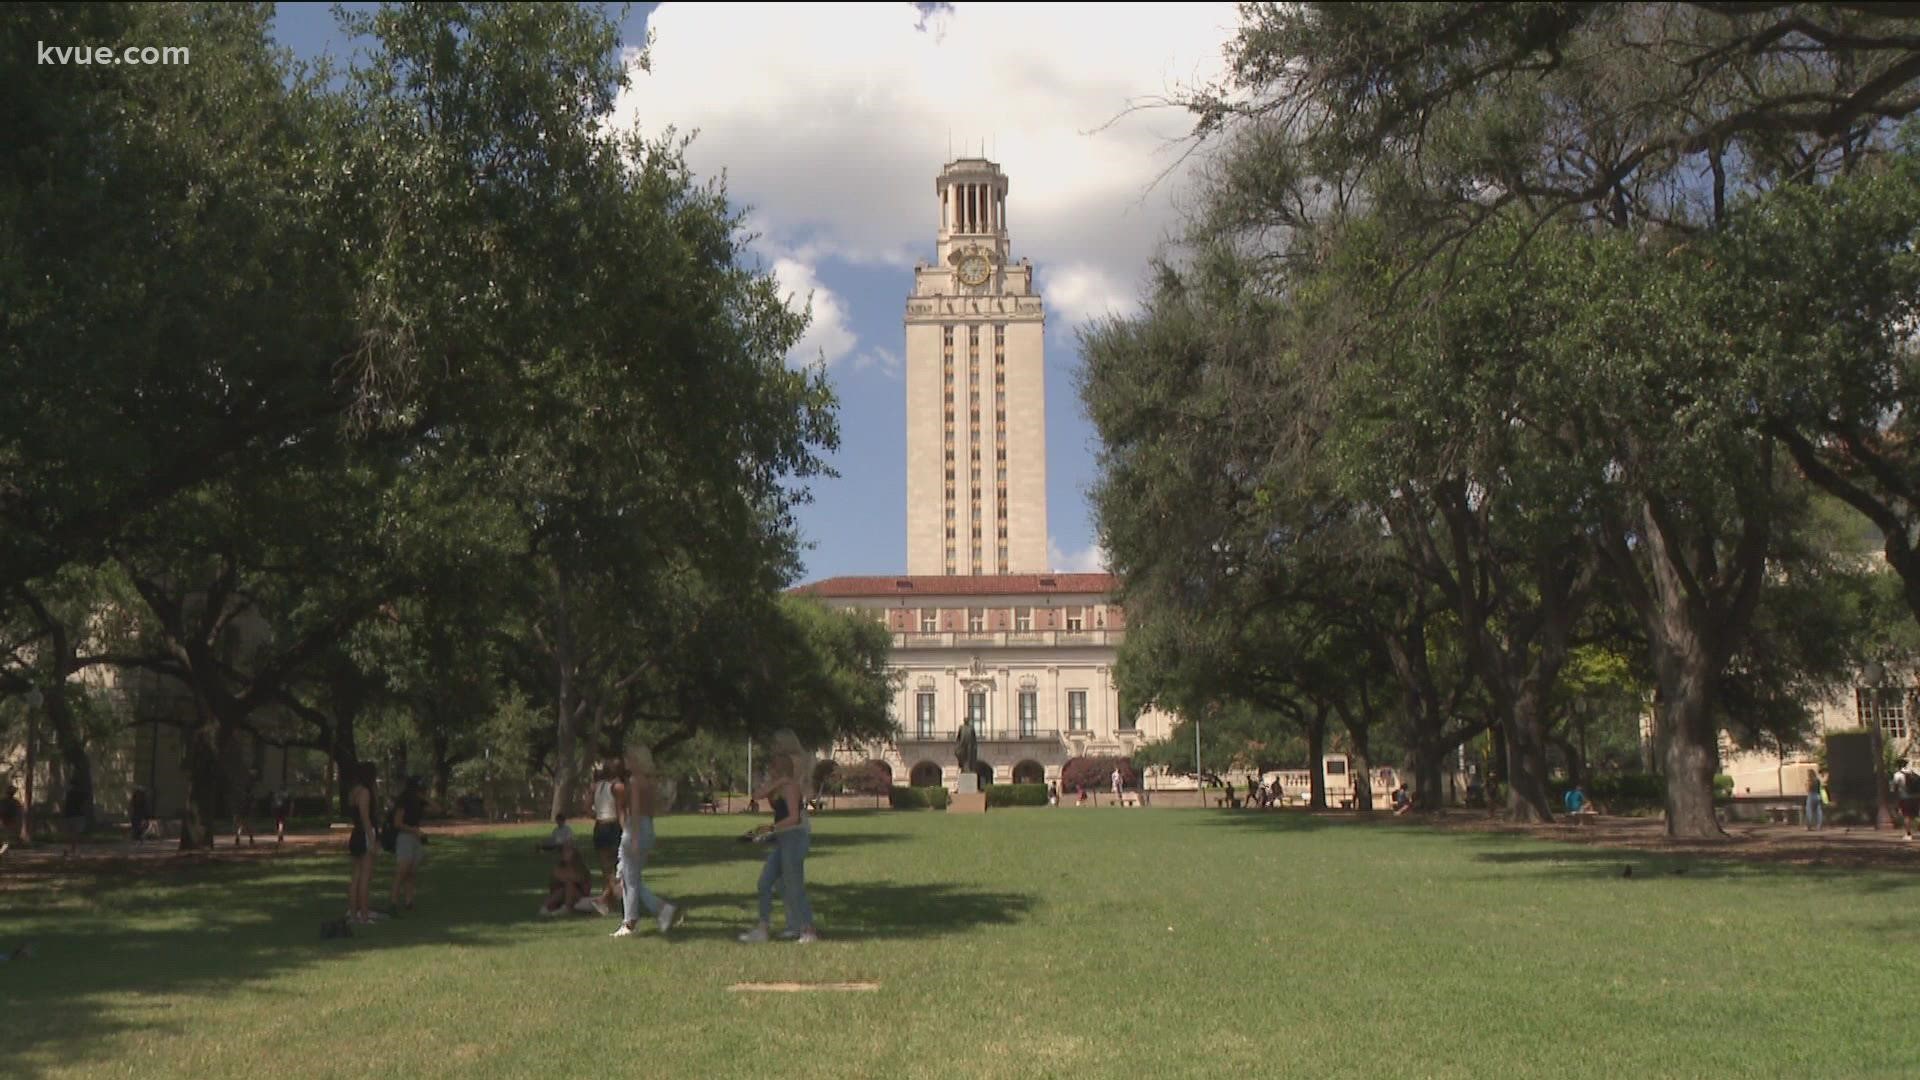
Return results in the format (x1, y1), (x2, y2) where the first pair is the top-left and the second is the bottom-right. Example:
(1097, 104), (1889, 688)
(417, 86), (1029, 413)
(1, 784), (22, 846)
(231, 767), (257, 848)
(273, 786), (292, 843)
(1804, 770), (1825, 831)
(129, 786), (150, 845)
(61, 779), (89, 857)
(1111, 768), (1123, 801)
(1047, 782), (1059, 807)
(1892, 760), (1920, 841)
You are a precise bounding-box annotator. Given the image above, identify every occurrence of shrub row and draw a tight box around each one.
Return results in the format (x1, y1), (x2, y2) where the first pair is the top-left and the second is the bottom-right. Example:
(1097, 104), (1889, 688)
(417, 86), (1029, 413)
(888, 785), (951, 810)
(1546, 773), (1671, 809)
(985, 783), (1048, 808)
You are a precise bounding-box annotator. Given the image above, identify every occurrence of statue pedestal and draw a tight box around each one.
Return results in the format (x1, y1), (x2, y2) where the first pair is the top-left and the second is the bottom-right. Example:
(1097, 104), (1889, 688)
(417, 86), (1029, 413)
(956, 774), (979, 795)
(949, 792), (988, 814)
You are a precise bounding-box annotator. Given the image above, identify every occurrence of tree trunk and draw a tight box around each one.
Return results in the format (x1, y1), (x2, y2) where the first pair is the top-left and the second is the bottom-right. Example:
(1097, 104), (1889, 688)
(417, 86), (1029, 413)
(1504, 686), (1556, 823)
(431, 728), (452, 806)
(41, 683), (95, 827)
(548, 565), (583, 821)
(1410, 742), (1445, 811)
(332, 705), (358, 819)
(1656, 658), (1724, 838)
(179, 696), (231, 850)
(1306, 706), (1327, 810)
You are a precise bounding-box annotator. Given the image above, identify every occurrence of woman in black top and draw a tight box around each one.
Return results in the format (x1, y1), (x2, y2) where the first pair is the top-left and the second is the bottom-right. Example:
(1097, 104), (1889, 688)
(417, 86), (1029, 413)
(347, 763), (378, 925)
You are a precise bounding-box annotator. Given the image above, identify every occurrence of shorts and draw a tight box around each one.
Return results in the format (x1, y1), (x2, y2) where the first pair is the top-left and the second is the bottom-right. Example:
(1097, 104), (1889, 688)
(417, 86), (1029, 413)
(395, 831), (425, 864)
(1899, 798), (1920, 819)
(593, 821), (622, 851)
(348, 827), (368, 858)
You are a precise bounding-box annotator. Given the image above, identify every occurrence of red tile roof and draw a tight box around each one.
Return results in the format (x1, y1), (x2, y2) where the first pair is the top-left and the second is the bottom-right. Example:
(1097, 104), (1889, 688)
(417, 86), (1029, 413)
(791, 573), (1118, 598)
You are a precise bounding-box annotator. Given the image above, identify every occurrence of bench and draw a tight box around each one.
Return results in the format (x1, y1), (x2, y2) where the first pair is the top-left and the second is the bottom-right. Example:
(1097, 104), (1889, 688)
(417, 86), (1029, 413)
(1119, 792), (1143, 808)
(697, 800), (719, 814)
(1767, 805), (1801, 825)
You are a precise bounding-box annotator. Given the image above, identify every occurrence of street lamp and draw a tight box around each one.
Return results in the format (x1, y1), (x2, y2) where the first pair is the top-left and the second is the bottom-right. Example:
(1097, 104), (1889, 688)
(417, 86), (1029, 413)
(21, 688), (41, 846)
(1865, 660), (1890, 829)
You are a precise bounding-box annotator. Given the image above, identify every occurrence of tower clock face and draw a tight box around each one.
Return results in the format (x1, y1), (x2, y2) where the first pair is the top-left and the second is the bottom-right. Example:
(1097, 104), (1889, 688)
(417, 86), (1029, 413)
(957, 253), (991, 287)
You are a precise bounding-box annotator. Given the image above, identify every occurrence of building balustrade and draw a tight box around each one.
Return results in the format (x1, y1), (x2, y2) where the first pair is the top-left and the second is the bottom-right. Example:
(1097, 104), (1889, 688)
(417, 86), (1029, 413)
(891, 629), (1123, 649)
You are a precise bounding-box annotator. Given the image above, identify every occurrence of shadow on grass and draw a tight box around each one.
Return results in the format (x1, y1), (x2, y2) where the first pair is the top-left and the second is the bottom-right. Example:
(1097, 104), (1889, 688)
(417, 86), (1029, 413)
(1455, 836), (1920, 893)
(0, 822), (1005, 1077)
(1187, 808), (1395, 834)
(652, 879), (1036, 943)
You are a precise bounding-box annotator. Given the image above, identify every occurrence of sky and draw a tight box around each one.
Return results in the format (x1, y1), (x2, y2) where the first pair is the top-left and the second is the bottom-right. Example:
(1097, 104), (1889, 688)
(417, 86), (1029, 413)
(270, 2), (1240, 582)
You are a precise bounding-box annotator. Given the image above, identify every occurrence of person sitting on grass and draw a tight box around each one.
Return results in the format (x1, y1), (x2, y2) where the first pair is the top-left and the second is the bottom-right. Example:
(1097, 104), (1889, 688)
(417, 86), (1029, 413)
(540, 830), (596, 917)
(1391, 785), (1413, 816)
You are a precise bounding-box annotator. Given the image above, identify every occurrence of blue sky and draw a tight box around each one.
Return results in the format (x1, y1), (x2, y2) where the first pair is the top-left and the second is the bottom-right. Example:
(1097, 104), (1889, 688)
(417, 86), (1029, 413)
(270, 2), (1237, 582)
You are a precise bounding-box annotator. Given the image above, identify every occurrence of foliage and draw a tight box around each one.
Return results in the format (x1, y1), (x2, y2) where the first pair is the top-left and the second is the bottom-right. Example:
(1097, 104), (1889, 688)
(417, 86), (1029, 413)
(887, 785), (951, 811)
(1059, 756), (1138, 793)
(840, 760), (894, 798)
(984, 783), (1049, 809)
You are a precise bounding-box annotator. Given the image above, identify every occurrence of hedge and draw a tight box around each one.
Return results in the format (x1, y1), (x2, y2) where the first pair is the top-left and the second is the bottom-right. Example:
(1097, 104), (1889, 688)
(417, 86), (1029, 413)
(1059, 756), (1138, 794)
(1546, 773), (1670, 810)
(841, 760), (894, 798)
(985, 783), (1048, 808)
(888, 785), (951, 810)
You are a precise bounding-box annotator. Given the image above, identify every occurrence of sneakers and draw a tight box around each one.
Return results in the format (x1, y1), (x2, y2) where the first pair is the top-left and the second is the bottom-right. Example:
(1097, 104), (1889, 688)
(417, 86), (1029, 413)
(737, 924), (770, 943)
(796, 930), (820, 945)
(540, 905), (563, 918)
(656, 902), (684, 934)
(591, 899), (610, 917)
(612, 924), (637, 938)
(777, 929), (803, 941)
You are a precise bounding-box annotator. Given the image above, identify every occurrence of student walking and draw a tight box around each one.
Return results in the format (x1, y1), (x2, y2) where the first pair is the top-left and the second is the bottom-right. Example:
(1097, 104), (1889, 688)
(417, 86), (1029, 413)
(612, 745), (682, 939)
(738, 729), (818, 945)
(1805, 771), (1825, 831)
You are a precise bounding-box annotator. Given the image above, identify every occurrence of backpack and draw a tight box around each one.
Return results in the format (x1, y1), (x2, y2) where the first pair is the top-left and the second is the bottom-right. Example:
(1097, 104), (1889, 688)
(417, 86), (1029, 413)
(1898, 769), (1920, 799)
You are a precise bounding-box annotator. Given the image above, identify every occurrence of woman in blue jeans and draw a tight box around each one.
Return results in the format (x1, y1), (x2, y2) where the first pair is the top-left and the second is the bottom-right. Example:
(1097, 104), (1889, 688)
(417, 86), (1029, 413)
(739, 729), (817, 944)
(612, 745), (683, 939)
(1805, 770), (1826, 830)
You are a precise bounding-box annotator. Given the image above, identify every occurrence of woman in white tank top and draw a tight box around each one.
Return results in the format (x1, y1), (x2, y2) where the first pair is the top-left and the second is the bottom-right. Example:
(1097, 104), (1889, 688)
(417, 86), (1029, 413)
(588, 759), (623, 915)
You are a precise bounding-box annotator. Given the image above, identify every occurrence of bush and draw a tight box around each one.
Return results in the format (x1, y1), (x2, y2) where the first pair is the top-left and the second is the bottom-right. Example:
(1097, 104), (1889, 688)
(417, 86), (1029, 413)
(1548, 773), (1667, 811)
(985, 783), (1049, 808)
(812, 760), (840, 795)
(887, 785), (951, 810)
(1713, 773), (1735, 800)
(841, 760), (893, 798)
(1059, 756), (1138, 794)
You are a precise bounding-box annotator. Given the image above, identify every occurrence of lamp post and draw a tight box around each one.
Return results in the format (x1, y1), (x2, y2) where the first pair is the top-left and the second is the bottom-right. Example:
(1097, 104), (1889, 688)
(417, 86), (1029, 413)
(1194, 714), (1202, 798)
(21, 688), (42, 846)
(1865, 660), (1890, 829)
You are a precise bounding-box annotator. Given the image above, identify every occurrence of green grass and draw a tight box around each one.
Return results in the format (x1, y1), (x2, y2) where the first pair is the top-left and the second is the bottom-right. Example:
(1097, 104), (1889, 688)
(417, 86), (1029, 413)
(2, 809), (1915, 1079)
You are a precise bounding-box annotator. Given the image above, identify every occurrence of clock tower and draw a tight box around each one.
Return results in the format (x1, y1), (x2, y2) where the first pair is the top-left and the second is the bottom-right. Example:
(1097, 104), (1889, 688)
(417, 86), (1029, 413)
(904, 159), (1048, 576)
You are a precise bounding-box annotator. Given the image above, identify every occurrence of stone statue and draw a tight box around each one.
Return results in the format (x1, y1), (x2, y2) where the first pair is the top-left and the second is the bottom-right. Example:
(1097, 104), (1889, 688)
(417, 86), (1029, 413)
(955, 717), (979, 776)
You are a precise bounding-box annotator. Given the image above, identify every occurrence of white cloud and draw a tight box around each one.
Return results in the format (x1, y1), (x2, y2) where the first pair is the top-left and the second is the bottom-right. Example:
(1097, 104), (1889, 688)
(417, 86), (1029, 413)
(1042, 262), (1140, 327)
(851, 345), (903, 380)
(612, 2), (1237, 332)
(1049, 536), (1109, 574)
(770, 256), (858, 368)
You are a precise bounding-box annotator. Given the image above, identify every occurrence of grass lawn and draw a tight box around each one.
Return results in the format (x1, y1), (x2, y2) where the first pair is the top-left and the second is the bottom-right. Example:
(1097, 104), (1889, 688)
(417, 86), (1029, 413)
(2, 808), (1915, 1079)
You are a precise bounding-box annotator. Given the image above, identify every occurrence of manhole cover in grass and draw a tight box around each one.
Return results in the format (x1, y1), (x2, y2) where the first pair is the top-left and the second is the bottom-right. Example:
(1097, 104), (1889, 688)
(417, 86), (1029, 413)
(728, 981), (880, 993)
